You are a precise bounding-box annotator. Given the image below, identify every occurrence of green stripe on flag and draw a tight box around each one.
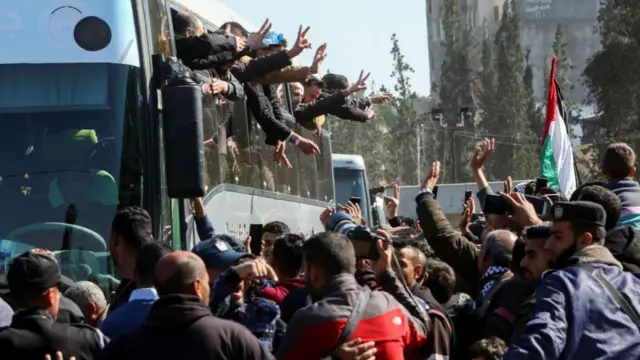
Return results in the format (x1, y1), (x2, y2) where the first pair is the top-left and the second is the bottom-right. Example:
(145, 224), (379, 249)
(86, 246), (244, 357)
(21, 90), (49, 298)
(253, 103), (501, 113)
(540, 133), (560, 191)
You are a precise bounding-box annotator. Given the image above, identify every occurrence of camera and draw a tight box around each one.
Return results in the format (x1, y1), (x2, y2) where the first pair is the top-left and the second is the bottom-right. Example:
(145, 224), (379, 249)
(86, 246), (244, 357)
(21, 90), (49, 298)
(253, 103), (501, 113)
(328, 212), (384, 260)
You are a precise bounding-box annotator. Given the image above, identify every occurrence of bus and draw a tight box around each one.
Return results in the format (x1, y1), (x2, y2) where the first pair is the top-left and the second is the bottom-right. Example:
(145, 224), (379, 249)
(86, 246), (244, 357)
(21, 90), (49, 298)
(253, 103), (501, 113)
(0, 0), (333, 289)
(333, 154), (372, 224)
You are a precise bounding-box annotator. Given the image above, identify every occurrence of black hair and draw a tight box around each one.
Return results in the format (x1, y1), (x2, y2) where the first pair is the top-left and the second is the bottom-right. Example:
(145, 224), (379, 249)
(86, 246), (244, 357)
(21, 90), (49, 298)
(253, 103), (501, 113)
(409, 235), (435, 258)
(569, 181), (607, 201)
(398, 216), (417, 228)
(155, 253), (202, 297)
(272, 234), (304, 277)
(135, 243), (173, 286)
(424, 259), (456, 304)
(111, 207), (153, 251)
(392, 237), (422, 266)
(263, 221), (290, 236)
(571, 223), (607, 245)
(510, 237), (526, 276)
(219, 21), (249, 37)
(303, 232), (356, 277)
(525, 222), (552, 240)
(571, 185), (621, 230)
(468, 337), (508, 360)
(173, 12), (201, 36)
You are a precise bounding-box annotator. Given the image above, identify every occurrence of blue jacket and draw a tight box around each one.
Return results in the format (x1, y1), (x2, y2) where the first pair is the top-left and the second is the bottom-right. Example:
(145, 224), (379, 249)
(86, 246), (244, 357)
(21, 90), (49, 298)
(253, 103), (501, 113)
(100, 299), (155, 339)
(504, 245), (640, 360)
(604, 179), (640, 229)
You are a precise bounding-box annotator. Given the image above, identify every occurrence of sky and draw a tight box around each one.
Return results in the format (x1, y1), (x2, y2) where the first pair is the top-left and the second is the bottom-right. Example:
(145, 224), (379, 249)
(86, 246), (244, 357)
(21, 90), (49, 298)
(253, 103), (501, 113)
(222, 0), (432, 96)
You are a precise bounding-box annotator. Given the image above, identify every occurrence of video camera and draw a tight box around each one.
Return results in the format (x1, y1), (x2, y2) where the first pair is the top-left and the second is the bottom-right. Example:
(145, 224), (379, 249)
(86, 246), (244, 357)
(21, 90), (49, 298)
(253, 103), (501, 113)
(327, 212), (385, 260)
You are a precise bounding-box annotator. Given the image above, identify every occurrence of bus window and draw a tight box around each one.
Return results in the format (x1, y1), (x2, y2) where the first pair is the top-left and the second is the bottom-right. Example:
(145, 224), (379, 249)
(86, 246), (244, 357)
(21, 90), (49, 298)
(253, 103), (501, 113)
(147, 0), (173, 56)
(317, 131), (334, 203)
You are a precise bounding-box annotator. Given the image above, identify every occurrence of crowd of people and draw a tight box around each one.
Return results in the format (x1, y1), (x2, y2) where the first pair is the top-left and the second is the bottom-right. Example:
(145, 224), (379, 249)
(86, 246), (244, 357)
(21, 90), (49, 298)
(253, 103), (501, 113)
(1, 9), (640, 360)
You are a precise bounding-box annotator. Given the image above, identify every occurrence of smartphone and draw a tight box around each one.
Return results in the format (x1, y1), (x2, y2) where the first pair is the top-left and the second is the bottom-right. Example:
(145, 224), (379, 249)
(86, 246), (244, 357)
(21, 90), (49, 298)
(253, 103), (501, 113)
(535, 178), (548, 192)
(248, 224), (263, 255)
(432, 186), (439, 199)
(483, 194), (548, 216)
(464, 190), (473, 201)
(349, 197), (361, 206)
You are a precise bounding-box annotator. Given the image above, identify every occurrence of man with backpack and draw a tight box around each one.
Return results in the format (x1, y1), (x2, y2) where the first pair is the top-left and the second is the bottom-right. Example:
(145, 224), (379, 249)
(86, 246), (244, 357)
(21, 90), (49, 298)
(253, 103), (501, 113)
(276, 219), (450, 359)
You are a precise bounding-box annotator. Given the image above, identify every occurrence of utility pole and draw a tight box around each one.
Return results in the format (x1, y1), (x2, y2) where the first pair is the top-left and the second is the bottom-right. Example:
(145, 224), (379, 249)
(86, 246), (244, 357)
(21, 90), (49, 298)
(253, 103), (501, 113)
(431, 106), (473, 184)
(416, 122), (421, 185)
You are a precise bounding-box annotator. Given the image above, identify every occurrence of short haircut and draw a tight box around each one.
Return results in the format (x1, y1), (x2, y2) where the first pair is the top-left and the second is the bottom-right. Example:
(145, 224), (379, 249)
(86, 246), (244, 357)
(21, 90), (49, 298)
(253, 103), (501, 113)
(272, 234), (304, 277)
(136, 243), (173, 286)
(398, 216), (417, 228)
(571, 223), (606, 245)
(173, 12), (202, 36)
(64, 281), (107, 312)
(111, 206), (153, 251)
(392, 237), (422, 266)
(155, 253), (203, 297)
(469, 336), (508, 360)
(602, 142), (636, 179)
(572, 185), (621, 230)
(483, 230), (516, 268)
(424, 259), (456, 304)
(525, 222), (552, 240)
(219, 21), (249, 37)
(570, 181), (607, 201)
(410, 235), (435, 258)
(263, 221), (290, 236)
(303, 232), (355, 277)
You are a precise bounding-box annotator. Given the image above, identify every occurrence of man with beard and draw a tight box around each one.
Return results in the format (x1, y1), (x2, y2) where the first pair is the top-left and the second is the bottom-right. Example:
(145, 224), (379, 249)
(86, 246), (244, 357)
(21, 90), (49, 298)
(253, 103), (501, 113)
(275, 231), (443, 360)
(483, 223), (551, 343)
(503, 201), (640, 359)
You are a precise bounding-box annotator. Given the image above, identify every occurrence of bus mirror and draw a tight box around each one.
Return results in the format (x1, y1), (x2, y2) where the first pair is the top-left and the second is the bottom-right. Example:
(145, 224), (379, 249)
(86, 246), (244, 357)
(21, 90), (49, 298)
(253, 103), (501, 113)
(161, 78), (205, 198)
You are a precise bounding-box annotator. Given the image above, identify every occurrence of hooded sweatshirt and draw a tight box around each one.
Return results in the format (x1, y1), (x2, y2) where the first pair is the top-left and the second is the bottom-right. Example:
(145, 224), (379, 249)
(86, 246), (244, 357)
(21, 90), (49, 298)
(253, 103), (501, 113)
(604, 179), (640, 229)
(605, 225), (640, 274)
(97, 295), (274, 360)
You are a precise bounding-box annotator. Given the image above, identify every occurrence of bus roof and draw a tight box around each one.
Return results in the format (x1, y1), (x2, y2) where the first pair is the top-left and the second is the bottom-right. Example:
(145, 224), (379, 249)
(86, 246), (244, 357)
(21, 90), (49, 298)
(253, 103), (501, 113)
(170, 0), (257, 31)
(332, 154), (366, 170)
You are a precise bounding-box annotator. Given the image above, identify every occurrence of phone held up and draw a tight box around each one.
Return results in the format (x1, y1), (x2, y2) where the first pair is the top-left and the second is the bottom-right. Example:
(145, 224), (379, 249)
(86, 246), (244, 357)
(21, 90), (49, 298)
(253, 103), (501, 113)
(482, 193), (548, 217)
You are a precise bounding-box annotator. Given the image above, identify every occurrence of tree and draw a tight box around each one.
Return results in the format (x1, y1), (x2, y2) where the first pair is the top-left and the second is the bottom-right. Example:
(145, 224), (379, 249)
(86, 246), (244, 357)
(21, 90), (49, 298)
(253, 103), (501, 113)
(438, 0), (475, 183)
(480, 0), (537, 180)
(583, 0), (640, 178)
(552, 23), (574, 96)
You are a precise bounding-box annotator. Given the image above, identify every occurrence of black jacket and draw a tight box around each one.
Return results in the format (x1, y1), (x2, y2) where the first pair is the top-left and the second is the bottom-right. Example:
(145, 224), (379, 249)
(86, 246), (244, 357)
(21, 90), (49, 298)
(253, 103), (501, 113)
(97, 294), (273, 360)
(0, 308), (107, 360)
(175, 33), (237, 71)
(294, 92), (350, 124)
(605, 225), (640, 274)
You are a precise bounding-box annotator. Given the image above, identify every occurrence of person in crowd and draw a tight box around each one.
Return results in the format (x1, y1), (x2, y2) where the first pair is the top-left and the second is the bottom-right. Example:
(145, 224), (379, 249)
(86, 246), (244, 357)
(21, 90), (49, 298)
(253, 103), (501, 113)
(424, 258), (457, 306)
(100, 242), (173, 339)
(504, 201), (640, 359)
(276, 229), (449, 360)
(210, 257), (280, 352)
(192, 236), (251, 284)
(0, 250), (107, 360)
(108, 207), (154, 311)
(483, 223), (551, 344)
(261, 221), (291, 263)
(469, 337), (508, 360)
(97, 251), (273, 360)
(601, 142), (640, 229)
(55, 294), (86, 324)
(391, 238), (439, 306)
(172, 12), (244, 98)
(256, 234), (305, 306)
(63, 281), (108, 327)
(0, 294), (14, 327)
(572, 183), (640, 273)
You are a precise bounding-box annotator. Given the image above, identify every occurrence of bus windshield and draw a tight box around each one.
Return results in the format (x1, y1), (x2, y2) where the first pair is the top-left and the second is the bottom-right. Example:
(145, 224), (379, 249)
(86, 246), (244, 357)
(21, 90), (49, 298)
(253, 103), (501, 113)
(334, 168), (370, 224)
(0, 63), (142, 289)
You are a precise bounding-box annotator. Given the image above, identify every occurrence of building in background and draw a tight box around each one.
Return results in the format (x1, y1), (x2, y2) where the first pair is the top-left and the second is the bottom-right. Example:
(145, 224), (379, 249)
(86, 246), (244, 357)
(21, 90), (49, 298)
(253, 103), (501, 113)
(426, 0), (601, 105)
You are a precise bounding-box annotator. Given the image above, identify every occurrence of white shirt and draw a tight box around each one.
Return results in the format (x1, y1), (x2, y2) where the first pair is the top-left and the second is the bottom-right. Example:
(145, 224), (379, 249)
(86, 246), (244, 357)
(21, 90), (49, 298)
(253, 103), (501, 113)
(128, 288), (158, 302)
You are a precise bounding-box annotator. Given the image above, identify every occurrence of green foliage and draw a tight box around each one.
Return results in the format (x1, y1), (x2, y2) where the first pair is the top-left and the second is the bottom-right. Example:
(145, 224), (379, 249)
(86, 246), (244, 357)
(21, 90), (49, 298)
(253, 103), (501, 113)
(437, 0), (476, 183)
(583, 0), (640, 167)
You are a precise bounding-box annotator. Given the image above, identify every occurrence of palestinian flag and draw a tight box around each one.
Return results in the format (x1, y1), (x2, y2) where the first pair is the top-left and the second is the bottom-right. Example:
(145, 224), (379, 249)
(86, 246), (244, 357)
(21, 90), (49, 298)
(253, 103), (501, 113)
(540, 57), (577, 198)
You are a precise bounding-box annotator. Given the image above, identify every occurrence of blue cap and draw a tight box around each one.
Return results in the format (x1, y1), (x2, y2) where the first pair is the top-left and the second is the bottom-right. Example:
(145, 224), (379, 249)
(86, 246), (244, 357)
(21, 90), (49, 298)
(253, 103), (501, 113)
(192, 239), (249, 270)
